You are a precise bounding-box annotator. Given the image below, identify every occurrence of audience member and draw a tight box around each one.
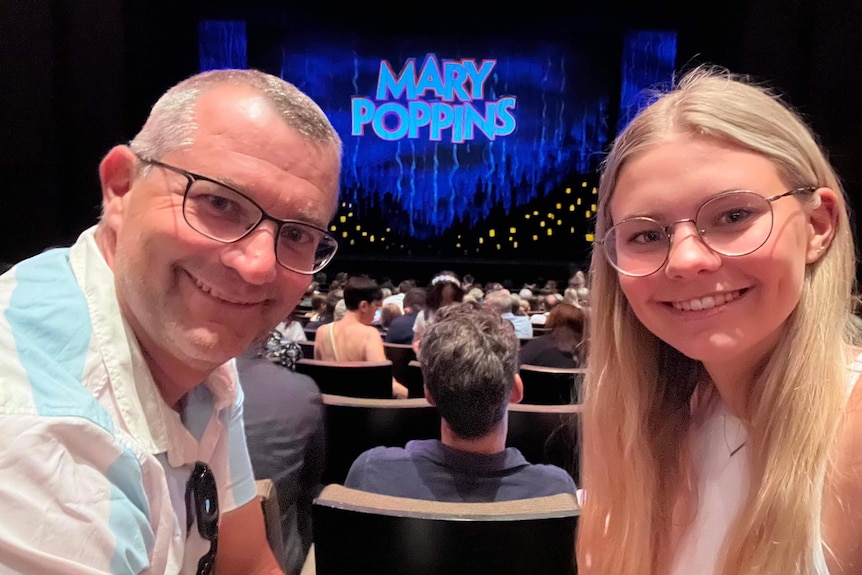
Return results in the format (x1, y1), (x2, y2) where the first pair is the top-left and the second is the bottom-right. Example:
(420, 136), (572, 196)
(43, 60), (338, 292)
(569, 271), (591, 307)
(379, 303), (403, 331)
(305, 293), (327, 321)
(381, 279), (415, 312)
(275, 316), (307, 342)
(313, 271), (328, 291)
(485, 288), (533, 338)
(304, 288), (342, 332)
(519, 303), (585, 369)
(0, 68), (342, 573)
(237, 340), (325, 575)
(531, 292), (562, 325)
(464, 286), (485, 304)
(298, 282), (317, 308)
(577, 66), (861, 574)
(384, 287), (426, 344)
(314, 276), (382, 361)
(314, 276), (407, 398)
(345, 303), (576, 501)
(412, 270), (465, 345)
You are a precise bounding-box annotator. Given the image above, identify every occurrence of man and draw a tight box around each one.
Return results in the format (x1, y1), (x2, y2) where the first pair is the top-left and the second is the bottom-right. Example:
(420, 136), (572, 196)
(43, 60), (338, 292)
(314, 276), (384, 362)
(531, 292), (562, 326)
(384, 287), (426, 345)
(344, 303), (576, 502)
(381, 279), (415, 313)
(314, 276), (408, 398)
(485, 288), (533, 338)
(237, 342), (325, 575)
(0, 69), (341, 574)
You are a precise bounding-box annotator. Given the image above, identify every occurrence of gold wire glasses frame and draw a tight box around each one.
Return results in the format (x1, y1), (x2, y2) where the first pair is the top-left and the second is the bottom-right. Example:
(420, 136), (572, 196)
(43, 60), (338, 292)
(596, 187), (817, 277)
(135, 155), (339, 275)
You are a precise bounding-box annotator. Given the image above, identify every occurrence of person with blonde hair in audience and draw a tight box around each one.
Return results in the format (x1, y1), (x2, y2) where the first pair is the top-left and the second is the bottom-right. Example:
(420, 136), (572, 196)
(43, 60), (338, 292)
(379, 302), (403, 332)
(577, 65), (862, 575)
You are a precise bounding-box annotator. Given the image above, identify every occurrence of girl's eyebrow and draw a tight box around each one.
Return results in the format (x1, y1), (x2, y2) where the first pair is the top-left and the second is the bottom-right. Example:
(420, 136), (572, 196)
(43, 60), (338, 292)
(613, 187), (750, 222)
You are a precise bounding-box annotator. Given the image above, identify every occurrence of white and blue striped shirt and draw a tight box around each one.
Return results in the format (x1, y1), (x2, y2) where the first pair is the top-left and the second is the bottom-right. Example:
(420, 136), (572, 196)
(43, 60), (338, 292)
(0, 226), (257, 574)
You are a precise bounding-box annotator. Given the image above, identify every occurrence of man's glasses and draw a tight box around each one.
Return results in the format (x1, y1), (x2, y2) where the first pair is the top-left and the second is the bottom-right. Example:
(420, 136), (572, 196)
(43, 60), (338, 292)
(597, 187), (816, 277)
(185, 461), (219, 575)
(136, 156), (339, 275)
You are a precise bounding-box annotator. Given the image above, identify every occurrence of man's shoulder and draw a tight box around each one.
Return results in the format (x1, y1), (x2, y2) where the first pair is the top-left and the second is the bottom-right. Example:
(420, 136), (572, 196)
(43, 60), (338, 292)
(514, 460), (577, 492)
(353, 440), (439, 467)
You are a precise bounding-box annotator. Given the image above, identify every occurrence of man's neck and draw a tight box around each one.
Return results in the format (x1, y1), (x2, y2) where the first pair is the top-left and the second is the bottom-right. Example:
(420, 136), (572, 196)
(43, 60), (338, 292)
(343, 309), (371, 326)
(440, 418), (508, 455)
(140, 344), (208, 411)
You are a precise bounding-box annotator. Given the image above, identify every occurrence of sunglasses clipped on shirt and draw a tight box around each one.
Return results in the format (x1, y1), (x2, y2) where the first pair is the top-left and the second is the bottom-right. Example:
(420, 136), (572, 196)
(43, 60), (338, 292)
(186, 461), (219, 575)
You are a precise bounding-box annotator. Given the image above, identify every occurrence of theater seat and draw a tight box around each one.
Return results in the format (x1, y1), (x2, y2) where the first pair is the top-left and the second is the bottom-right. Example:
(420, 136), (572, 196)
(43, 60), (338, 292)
(319, 393), (440, 485)
(518, 364), (585, 405)
(310, 484), (579, 575)
(294, 359), (394, 399)
(255, 479), (286, 565)
(507, 402), (581, 485)
(382, 342), (416, 391)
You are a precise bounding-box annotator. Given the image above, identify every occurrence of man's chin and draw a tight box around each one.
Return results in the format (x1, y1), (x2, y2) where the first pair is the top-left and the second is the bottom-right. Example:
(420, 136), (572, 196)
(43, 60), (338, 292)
(179, 325), (255, 365)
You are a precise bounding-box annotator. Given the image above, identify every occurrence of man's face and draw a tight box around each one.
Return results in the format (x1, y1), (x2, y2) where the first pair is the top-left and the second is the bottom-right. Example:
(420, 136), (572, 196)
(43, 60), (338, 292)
(105, 85), (340, 376)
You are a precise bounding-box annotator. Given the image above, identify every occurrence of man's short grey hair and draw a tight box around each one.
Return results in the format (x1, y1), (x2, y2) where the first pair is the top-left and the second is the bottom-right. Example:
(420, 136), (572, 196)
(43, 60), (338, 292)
(484, 288), (513, 315)
(129, 69), (342, 161)
(420, 302), (519, 439)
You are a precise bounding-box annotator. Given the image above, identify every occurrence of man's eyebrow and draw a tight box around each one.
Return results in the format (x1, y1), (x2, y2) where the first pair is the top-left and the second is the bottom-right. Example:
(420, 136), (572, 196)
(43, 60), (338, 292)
(210, 175), (332, 228)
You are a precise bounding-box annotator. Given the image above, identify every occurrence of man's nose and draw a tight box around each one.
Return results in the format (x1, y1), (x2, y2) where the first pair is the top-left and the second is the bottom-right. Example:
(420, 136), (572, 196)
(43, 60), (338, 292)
(220, 224), (279, 285)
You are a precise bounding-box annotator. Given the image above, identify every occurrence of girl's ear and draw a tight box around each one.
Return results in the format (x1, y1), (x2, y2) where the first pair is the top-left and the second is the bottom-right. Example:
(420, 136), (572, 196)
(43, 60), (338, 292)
(805, 187), (839, 263)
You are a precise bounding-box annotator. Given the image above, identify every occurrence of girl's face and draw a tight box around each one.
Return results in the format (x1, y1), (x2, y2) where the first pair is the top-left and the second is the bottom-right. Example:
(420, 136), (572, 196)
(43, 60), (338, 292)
(609, 135), (820, 379)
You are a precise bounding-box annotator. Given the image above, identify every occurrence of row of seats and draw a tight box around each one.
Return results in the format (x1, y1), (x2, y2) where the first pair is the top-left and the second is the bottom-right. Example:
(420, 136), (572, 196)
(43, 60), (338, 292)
(293, 343), (584, 405)
(296, 394), (581, 574)
(318, 393), (581, 485)
(307, 484), (579, 575)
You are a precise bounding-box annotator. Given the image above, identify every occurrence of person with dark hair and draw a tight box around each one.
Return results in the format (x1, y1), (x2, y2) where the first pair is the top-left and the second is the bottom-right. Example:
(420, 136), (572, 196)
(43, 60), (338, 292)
(412, 270), (465, 345)
(304, 288), (342, 332)
(0, 68), (342, 573)
(314, 276), (407, 397)
(385, 287), (426, 345)
(344, 303), (576, 502)
(305, 293), (327, 321)
(519, 303), (586, 368)
(237, 340), (325, 575)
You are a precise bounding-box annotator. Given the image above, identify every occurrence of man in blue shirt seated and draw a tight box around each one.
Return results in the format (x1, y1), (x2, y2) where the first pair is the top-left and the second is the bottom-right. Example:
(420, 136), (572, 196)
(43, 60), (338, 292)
(345, 302), (576, 502)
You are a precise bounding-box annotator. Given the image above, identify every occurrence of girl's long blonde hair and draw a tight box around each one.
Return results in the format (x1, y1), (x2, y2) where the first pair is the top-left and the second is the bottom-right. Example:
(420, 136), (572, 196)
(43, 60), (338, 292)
(576, 66), (857, 574)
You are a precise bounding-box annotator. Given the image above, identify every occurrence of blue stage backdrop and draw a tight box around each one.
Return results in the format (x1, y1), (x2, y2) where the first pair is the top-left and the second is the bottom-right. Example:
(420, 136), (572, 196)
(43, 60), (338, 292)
(199, 23), (676, 263)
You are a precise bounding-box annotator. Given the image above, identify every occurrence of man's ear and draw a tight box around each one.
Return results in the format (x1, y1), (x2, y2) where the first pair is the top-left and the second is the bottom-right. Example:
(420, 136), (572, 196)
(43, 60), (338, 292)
(423, 385), (436, 406)
(805, 187), (839, 263)
(509, 373), (524, 405)
(99, 145), (138, 233)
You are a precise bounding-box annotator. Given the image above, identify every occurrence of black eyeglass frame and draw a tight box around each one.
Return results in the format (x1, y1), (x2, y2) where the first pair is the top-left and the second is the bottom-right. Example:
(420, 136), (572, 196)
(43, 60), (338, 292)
(136, 155), (339, 275)
(185, 461), (219, 575)
(596, 187), (818, 278)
